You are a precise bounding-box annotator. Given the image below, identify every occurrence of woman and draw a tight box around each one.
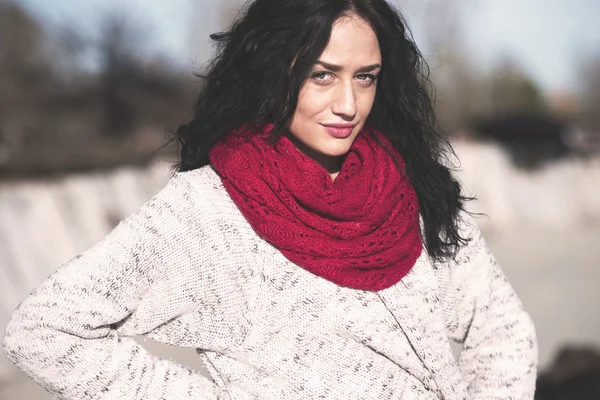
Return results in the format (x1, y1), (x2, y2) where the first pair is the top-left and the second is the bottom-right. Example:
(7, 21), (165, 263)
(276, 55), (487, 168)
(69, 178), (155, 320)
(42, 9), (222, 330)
(3, 0), (537, 398)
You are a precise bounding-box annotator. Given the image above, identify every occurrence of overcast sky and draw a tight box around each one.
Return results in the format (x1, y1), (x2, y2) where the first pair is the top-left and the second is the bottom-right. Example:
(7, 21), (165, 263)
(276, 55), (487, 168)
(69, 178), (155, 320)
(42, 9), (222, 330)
(17, 0), (600, 93)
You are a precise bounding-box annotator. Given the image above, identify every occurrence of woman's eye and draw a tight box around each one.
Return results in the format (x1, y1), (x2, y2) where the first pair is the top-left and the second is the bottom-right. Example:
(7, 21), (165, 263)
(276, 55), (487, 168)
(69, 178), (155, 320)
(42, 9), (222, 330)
(356, 74), (377, 85)
(311, 71), (334, 84)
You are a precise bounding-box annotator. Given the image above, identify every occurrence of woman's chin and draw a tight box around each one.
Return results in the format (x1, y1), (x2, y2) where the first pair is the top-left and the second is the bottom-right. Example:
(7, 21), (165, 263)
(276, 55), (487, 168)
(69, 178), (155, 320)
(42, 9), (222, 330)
(319, 140), (356, 157)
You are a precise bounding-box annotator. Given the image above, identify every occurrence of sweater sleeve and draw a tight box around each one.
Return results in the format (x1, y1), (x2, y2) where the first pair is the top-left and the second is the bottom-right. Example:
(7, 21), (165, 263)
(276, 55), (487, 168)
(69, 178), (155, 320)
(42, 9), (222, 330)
(2, 174), (225, 400)
(445, 213), (538, 400)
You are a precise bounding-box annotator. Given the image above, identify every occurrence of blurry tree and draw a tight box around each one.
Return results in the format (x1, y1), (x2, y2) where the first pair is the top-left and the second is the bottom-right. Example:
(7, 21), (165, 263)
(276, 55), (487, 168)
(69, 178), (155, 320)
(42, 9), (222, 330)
(0, 1), (54, 167)
(576, 51), (600, 134)
(0, 3), (194, 177)
(53, 24), (94, 80)
(430, 52), (483, 133)
(97, 12), (145, 136)
(92, 12), (197, 138)
(397, 0), (549, 133)
(398, 0), (483, 133)
(0, 2), (49, 86)
(487, 57), (547, 116)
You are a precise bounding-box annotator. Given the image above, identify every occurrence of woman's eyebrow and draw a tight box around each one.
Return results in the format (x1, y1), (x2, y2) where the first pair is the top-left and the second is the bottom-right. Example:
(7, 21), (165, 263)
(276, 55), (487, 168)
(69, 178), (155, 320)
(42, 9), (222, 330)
(315, 60), (382, 73)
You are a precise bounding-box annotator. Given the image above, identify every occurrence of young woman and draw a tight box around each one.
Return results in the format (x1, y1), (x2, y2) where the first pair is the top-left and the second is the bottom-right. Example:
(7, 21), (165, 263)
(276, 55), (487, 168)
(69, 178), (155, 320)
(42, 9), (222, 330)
(3, 0), (537, 398)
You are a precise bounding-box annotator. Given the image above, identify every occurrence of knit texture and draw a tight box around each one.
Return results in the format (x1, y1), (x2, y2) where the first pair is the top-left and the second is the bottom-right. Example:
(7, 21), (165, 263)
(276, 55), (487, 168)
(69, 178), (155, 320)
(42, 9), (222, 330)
(209, 126), (422, 291)
(3, 166), (538, 400)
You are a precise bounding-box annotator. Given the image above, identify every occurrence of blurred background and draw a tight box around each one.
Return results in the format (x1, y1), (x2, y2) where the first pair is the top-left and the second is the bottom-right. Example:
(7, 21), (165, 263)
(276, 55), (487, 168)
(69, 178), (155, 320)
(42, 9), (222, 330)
(1, 0), (599, 398)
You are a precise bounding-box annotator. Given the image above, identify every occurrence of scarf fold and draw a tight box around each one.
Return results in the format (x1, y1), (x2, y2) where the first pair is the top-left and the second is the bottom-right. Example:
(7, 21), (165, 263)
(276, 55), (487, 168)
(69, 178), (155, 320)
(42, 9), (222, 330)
(209, 125), (422, 291)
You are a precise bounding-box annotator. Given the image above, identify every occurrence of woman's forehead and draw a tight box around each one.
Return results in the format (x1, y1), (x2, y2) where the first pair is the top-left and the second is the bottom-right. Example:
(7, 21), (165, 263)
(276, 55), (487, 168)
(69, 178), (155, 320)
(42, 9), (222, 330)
(318, 15), (382, 68)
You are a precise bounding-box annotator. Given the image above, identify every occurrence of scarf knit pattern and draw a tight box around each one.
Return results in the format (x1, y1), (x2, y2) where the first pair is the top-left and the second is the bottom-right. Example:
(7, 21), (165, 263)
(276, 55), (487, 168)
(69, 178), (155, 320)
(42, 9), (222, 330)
(209, 125), (422, 291)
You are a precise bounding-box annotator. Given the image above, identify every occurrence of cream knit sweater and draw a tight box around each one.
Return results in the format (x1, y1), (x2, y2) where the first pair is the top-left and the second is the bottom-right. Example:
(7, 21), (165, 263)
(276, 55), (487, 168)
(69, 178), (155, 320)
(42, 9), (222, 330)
(3, 166), (537, 400)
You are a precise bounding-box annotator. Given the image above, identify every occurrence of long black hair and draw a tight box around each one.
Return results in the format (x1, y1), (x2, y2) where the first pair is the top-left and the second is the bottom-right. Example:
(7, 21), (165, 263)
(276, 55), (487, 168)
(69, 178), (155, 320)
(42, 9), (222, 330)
(173, 0), (470, 260)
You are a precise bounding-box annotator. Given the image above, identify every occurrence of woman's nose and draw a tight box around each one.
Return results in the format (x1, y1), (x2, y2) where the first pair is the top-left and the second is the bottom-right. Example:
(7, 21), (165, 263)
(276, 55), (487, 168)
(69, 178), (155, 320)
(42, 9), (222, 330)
(331, 81), (357, 120)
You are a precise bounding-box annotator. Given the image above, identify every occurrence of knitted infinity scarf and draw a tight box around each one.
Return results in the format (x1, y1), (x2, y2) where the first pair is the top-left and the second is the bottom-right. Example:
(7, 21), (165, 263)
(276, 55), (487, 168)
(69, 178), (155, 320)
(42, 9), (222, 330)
(209, 125), (422, 291)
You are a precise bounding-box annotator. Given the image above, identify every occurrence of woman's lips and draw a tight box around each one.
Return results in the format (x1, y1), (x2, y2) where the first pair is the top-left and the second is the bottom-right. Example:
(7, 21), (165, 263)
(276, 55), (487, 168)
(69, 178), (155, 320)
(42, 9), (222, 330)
(321, 124), (356, 138)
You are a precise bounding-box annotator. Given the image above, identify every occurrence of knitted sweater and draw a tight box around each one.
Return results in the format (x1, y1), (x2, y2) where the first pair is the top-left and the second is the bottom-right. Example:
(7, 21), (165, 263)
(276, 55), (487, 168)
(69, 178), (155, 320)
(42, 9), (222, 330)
(3, 166), (538, 400)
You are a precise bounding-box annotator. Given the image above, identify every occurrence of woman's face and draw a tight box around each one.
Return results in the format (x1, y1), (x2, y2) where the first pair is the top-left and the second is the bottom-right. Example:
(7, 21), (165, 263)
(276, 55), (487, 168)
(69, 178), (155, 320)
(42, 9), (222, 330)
(288, 14), (381, 176)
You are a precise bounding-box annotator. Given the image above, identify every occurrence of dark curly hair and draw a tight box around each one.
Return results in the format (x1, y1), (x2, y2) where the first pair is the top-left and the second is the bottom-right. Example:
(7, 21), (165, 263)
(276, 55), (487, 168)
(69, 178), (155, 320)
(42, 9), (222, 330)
(173, 0), (470, 260)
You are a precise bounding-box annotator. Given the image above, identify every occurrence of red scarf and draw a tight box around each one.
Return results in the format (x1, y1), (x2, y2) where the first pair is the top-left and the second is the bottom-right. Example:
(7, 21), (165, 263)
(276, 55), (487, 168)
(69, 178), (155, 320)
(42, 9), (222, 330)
(209, 125), (422, 291)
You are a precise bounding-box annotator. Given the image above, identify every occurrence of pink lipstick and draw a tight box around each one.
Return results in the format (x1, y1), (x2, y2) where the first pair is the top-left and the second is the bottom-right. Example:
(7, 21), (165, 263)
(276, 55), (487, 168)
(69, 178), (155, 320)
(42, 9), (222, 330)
(321, 123), (356, 139)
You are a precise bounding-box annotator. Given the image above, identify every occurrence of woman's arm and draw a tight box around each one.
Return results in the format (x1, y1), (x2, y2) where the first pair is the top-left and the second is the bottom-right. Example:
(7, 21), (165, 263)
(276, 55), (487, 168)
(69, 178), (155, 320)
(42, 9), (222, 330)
(3, 174), (225, 400)
(442, 213), (538, 400)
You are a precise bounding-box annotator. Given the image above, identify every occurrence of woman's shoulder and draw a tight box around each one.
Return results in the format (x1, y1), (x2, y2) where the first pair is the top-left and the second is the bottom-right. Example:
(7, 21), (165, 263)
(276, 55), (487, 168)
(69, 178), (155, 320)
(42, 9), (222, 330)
(129, 165), (240, 248)
(165, 165), (256, 251)
(175, 164), (222, 187)
(429, 210), (491, 298)
(160, 165), (235, 216)
(171, 165), (227, 199)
